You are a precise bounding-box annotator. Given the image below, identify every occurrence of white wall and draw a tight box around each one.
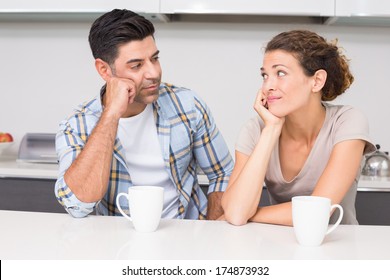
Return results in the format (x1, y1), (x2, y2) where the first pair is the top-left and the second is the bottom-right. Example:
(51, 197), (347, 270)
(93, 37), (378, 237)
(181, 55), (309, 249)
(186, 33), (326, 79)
(1, 19), (390, 157)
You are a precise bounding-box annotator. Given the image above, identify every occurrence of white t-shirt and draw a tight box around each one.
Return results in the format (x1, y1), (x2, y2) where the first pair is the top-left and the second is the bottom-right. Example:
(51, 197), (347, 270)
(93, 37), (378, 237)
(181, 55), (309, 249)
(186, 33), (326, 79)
(117, 104), (179, 218)
(235, 103), (376, 225)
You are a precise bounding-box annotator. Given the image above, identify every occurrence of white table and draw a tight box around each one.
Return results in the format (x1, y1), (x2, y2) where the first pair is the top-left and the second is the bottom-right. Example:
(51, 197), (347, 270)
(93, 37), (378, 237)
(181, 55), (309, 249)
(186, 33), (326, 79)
(1, 210), (389, 260)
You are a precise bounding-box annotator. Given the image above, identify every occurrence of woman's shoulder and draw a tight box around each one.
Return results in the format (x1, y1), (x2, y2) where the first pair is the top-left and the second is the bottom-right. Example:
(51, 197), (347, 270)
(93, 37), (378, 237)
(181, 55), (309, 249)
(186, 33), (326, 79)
(323, 103), (376, 154)
(323, 103), (367, 122)
(235, 115), (265, 155)
(244, 115), (265, 130)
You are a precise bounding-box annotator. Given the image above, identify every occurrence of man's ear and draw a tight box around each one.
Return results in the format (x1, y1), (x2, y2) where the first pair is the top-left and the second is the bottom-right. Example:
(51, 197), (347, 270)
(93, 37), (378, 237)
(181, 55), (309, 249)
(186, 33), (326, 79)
(95, 58), (112, 81)
(312, 69), (327, 93)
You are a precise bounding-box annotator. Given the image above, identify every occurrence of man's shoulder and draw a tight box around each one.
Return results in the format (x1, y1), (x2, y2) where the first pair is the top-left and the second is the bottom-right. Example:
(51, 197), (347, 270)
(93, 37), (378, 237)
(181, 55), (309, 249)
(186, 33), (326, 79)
(76, 96), (101, 112)
(158, 83), (200, 107)
(159, 82), (195, 97)
(64, 96), (102, 123)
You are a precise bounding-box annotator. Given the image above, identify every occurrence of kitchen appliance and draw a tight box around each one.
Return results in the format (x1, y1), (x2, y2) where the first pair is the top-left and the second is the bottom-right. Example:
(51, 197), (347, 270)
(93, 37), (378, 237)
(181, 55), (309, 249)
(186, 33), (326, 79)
(17, 133), (57, 164)
(361, 144), (390, 179)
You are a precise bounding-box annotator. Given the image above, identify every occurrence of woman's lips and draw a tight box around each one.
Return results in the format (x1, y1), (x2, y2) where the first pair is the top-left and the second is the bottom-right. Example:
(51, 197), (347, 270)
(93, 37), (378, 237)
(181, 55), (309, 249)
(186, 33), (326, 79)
(267, 96), (280, 103)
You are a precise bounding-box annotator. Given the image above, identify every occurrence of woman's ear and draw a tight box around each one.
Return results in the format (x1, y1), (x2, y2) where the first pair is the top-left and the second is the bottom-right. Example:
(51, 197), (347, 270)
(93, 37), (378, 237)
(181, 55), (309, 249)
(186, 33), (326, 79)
(312, 69), (327, 93)
(95, 58), (112, 81)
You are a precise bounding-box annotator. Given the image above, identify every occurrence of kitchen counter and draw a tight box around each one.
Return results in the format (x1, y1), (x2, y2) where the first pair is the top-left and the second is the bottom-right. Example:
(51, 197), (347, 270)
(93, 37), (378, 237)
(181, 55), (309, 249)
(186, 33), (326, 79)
(1, 210), (390, 260)
(1, 155), (390, 190)
(0, 155), (58, 179)
(1, 158), (389, 224)
(357, 176), (390, 191)
(0, 155), (212, 185)
(1, 152), (390, 224)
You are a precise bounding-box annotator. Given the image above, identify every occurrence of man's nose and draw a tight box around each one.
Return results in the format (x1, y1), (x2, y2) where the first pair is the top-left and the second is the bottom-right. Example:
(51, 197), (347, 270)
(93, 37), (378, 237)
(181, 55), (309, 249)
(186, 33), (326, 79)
(144, 61), (160, 79)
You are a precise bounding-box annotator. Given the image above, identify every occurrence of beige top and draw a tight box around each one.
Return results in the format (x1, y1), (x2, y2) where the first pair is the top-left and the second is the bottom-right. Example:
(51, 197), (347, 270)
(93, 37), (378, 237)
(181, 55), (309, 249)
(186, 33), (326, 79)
(236, 103), (376, 225)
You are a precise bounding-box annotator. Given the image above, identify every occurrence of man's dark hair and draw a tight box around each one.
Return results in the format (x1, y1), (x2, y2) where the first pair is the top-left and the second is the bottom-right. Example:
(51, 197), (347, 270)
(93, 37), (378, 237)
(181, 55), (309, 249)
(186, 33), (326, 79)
(88, 9), (155, 66)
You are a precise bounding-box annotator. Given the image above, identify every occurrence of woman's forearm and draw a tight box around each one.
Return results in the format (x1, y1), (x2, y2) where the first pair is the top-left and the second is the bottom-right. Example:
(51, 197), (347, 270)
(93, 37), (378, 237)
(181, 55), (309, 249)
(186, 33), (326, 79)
(222, 125), (281, 225)
(249, 202), (293, 226)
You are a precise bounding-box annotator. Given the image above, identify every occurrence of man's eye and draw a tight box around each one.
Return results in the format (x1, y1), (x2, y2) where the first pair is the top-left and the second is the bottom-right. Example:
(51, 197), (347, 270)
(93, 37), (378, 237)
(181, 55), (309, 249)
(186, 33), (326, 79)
(131, 63), (142, 70)
(152, 56), (160, 62)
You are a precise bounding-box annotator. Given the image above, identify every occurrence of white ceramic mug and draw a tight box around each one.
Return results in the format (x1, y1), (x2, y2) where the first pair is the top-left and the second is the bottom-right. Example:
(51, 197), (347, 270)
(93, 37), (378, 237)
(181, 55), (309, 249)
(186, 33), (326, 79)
(116, 186), (164, 233)
(292, 196), (343, 246)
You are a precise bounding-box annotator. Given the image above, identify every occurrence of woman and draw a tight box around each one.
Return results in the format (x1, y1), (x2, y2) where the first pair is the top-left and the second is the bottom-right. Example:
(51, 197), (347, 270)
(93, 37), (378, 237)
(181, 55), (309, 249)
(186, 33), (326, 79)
(221, 30), (375, 226)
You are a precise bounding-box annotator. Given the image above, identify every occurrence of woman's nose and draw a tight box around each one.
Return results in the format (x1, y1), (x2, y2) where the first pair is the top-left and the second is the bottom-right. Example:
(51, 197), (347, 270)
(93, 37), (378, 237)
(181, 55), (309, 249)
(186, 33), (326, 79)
(263, 77), (276, 92)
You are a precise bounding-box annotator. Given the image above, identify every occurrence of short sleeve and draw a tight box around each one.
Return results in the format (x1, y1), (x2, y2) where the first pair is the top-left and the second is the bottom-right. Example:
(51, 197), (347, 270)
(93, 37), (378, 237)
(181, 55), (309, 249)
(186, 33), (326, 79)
(235, 115), (263, 156)
(333, 106), (376, 155)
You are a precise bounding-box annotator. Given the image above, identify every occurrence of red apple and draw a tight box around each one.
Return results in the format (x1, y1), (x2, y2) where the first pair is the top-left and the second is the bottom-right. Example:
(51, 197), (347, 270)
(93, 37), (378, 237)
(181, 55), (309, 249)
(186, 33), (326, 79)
(0, 132), (13, 142)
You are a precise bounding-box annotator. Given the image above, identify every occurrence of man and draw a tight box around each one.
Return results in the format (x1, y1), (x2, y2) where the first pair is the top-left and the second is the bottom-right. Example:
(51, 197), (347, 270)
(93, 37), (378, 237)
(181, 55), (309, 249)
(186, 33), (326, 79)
(54, 9), (233, 220)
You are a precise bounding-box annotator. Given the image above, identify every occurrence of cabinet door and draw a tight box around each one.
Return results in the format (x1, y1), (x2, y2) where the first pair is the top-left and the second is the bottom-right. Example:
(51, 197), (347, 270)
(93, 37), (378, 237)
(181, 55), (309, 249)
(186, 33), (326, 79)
(0, 178), (67, 214)
(356, 191), (390, 226)
(0, 0), (159, 13)
(336, 0), (390, 17)
(161, 0), (334, 16)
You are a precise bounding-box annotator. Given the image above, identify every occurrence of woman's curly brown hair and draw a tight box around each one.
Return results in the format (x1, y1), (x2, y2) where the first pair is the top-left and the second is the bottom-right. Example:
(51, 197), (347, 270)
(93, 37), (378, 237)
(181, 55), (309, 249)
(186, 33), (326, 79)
(265, 30), (354, 101)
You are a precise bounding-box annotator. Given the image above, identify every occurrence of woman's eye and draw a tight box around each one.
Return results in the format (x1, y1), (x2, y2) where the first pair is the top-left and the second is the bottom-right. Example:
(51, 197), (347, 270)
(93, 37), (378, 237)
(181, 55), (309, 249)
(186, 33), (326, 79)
(261, 73), (268, 80)
(277, 70), (286, 77)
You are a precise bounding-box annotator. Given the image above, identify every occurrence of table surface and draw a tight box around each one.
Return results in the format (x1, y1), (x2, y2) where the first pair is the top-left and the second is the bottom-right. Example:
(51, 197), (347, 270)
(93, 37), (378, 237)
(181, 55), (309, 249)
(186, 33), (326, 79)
(1, 210), (389, 260)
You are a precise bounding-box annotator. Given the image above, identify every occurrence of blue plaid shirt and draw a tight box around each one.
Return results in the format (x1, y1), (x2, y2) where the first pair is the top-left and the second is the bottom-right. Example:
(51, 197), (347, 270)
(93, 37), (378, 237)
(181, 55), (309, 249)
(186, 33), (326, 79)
(55, 83), (233, 219)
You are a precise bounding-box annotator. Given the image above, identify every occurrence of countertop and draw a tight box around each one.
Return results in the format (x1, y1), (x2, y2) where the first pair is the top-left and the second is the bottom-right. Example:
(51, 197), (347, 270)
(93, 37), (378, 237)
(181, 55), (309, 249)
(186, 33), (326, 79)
(1, 210), (390, 260)
(0, 155), (212, 183)
(1, 156), (390, 191)
(0, 155), (58, 179)
(356, 176), (390, 191)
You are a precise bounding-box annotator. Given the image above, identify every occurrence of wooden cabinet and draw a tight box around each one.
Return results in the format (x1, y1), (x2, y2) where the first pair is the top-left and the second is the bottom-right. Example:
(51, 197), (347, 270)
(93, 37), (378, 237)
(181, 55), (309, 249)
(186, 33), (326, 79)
(0, 178), (66, 213)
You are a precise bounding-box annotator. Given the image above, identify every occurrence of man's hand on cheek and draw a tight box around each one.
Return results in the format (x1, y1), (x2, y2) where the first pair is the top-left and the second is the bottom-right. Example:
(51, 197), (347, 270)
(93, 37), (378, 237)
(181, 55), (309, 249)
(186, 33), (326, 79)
(104, 77), (137, 118)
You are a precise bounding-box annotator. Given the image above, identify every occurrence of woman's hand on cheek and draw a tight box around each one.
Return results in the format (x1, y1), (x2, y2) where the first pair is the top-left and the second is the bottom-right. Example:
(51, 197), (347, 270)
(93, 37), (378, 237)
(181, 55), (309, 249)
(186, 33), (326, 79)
(253, 89), (285, 128)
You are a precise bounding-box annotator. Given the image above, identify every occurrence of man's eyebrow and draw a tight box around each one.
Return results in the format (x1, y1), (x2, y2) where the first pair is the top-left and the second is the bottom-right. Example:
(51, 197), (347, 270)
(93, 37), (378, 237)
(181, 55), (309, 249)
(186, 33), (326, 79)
(126, 50), (160, 64)
(126, 58), (143, 64)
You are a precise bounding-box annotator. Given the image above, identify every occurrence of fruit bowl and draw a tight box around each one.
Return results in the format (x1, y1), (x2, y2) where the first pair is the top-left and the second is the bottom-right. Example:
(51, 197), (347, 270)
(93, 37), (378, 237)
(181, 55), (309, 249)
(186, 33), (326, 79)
(0, 142), (13, 155)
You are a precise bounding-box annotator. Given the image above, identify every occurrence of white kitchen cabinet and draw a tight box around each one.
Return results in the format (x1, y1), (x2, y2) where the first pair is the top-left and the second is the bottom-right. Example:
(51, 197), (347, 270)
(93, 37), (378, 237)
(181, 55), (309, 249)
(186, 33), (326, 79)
(160, 0), (335, 16)
(325, 0), (390, 26)
(336, 0), (390, 17)
(0, 0), (167, 22)
(0, 0), (159, 13)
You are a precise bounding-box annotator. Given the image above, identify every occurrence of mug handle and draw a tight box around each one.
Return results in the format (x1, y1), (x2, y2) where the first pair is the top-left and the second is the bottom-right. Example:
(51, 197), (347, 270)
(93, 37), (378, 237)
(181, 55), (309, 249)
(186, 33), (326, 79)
(325, 204), (344, 235)
(116, 192), (132, 222)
